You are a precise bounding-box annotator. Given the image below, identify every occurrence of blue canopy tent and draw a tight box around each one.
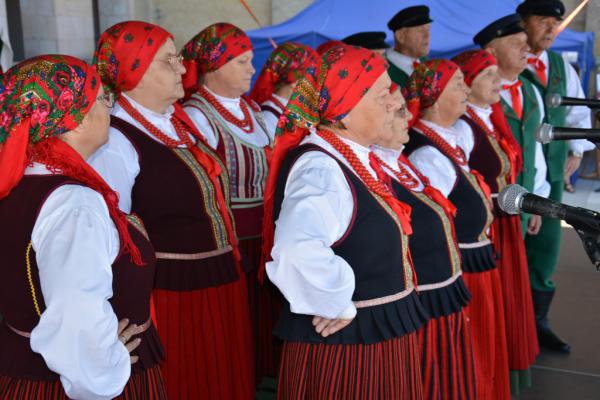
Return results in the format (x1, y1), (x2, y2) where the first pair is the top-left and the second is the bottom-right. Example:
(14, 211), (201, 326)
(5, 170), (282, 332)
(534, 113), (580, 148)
(248, 0), (595, 93)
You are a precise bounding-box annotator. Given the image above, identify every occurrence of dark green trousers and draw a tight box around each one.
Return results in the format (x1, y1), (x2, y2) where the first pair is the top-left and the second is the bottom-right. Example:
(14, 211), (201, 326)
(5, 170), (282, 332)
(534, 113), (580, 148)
(524, 180), (564, 291)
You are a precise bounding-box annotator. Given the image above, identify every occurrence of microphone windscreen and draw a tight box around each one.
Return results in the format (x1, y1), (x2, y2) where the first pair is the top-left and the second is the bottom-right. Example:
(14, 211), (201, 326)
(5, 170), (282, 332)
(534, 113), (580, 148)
(498, 184), (528, 215)
(546, 93), (562, 109)
(535, 123), (554, 144)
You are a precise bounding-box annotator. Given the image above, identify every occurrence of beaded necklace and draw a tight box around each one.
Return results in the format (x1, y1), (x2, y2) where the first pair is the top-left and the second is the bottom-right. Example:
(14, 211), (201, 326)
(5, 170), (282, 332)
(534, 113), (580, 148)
(414, 120), (467, 166)
(118, 97), (194, 148)
(466, 107), (499, 141)
(372, 153), (420, 190)
(199, 85), (254, 133)
(316, 129), (412, 236)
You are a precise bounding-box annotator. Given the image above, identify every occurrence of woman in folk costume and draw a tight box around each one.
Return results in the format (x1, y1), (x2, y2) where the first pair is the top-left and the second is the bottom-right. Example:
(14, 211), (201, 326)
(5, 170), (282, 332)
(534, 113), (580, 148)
(371, 84), (475, 399)
(0, 55), (166, 399)
(403, 59), (511, 400)
(179, 23), (275, 384)
(89, 21), (254, 399)
(250, 42), (319, 138)
(181, 23), (271, 255)
(263, 44), (429, 399)
(247, 41), (320, 381)
(452, 49), (539, 393)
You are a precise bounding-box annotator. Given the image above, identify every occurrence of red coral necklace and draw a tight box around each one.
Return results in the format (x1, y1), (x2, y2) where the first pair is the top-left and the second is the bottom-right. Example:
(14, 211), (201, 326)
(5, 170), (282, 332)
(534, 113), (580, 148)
(199, 86), (254, 134)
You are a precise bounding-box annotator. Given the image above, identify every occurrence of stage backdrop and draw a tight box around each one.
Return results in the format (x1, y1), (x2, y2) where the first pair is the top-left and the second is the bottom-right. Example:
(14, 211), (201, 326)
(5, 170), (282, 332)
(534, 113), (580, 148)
(248, 0), (595, 93)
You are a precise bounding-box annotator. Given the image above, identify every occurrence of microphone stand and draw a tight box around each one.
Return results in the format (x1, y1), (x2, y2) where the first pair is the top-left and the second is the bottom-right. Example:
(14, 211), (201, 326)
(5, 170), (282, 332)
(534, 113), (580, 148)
(573, 227), (600, 270)
(566, 212), (600, 270)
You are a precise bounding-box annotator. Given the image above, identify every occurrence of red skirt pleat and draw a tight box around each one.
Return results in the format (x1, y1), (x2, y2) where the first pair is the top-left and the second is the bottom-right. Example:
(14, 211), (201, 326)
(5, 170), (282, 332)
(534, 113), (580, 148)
(0, 364), (167, 400)
(153, 275), (255, 400)
(492, 215), (539, 370)
(417, 310), (476, 400)
(462, 269), (511, 400)
(277, 333), (424, 400)
(240, 238), (283, 381)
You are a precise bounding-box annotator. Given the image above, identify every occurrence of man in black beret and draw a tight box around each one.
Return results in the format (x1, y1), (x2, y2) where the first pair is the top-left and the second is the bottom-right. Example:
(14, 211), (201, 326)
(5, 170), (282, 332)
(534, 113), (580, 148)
(341, 31), (389, 55)
(518, 0), (594, 355)
(385, 5), (432, 87)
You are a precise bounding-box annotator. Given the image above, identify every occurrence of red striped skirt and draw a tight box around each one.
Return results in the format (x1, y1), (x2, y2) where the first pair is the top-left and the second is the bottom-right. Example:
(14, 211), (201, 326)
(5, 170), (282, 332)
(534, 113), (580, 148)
(417, 310), (476, 400)
(153, 275), (254, 400)
(277, 333), (423, 400)
(240, 237), (283, 381)
(0, 364), (166, 399)
(492, 215), (539, 370)
(462, 268), (511, 400)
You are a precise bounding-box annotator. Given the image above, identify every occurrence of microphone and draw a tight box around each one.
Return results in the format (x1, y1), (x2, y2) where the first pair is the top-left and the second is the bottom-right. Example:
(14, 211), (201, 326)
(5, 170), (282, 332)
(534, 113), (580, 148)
(535, 123), (600, 144)
(546, 93), (600, 109)
(498, 184), (600, 233)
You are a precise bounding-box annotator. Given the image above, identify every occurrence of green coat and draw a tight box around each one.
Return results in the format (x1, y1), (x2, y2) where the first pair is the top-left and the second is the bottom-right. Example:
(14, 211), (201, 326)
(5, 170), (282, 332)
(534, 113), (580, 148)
(501, 77), (542, 234)
(521, 52), (569, 292)
(521, 51), (568, 184)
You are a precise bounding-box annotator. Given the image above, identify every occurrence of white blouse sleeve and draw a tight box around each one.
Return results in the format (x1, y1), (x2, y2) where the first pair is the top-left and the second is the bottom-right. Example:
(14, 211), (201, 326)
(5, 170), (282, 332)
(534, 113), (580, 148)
(88, 127), (139, 214)
(29, 185), (131, 400)
(265, 151), (356, 320)
(183, 105), (219, 150)
(533, 142), (551, 198)
(408, 146), (457, 197)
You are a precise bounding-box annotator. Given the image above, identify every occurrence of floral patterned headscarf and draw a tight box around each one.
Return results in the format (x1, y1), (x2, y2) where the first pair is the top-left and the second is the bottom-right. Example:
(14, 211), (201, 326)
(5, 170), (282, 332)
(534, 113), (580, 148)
(261, 44), (389, 271)
(403, 59), (459, 126)
(0, 55), (142, 264)
(180, 23), (253, 95)
(250, 42), (319, 104)
(93, 20), (173, 93)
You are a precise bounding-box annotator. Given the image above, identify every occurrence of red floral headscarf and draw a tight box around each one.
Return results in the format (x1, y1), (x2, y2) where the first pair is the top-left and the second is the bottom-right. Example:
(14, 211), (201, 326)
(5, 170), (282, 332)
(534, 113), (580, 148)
(403, 59), (459, 126)
(250, 42), (319, 104)
(451, 49), (497, 87)
(0, 55), (142, 264)
(261, 45), (412, 278)
(452, 49), (523, 177)
(180, 23), (253, 95)
(94, 20), (173, 93)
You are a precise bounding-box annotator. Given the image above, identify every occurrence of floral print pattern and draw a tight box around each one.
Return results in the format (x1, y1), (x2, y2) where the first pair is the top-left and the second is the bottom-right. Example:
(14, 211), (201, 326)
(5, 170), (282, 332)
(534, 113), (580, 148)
(452, 50), (497, 87)
(93, 21), (172, 93)
(250, 42), (319, 104)
(0, 55), (99, 144)
(180, 22), (252, 75)
(403, 59), (459, 120)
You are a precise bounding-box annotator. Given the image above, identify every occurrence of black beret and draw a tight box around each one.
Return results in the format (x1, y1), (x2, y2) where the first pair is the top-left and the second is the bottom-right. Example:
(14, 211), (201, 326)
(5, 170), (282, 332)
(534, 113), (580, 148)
(517, 0), (565, 19)
(473, 14), (526, 47)
(342, 31), (390, 50)
(387, 5), (433, 31)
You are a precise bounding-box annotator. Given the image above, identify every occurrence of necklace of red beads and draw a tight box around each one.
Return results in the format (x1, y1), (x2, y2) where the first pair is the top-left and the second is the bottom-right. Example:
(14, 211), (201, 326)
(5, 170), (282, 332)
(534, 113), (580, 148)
(119, 97), (195, 148)
(371, 153), (420, 190)
(466, 107), (500, 141)
(199, 86), (255, 134)
(414, 120), (467, 167)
